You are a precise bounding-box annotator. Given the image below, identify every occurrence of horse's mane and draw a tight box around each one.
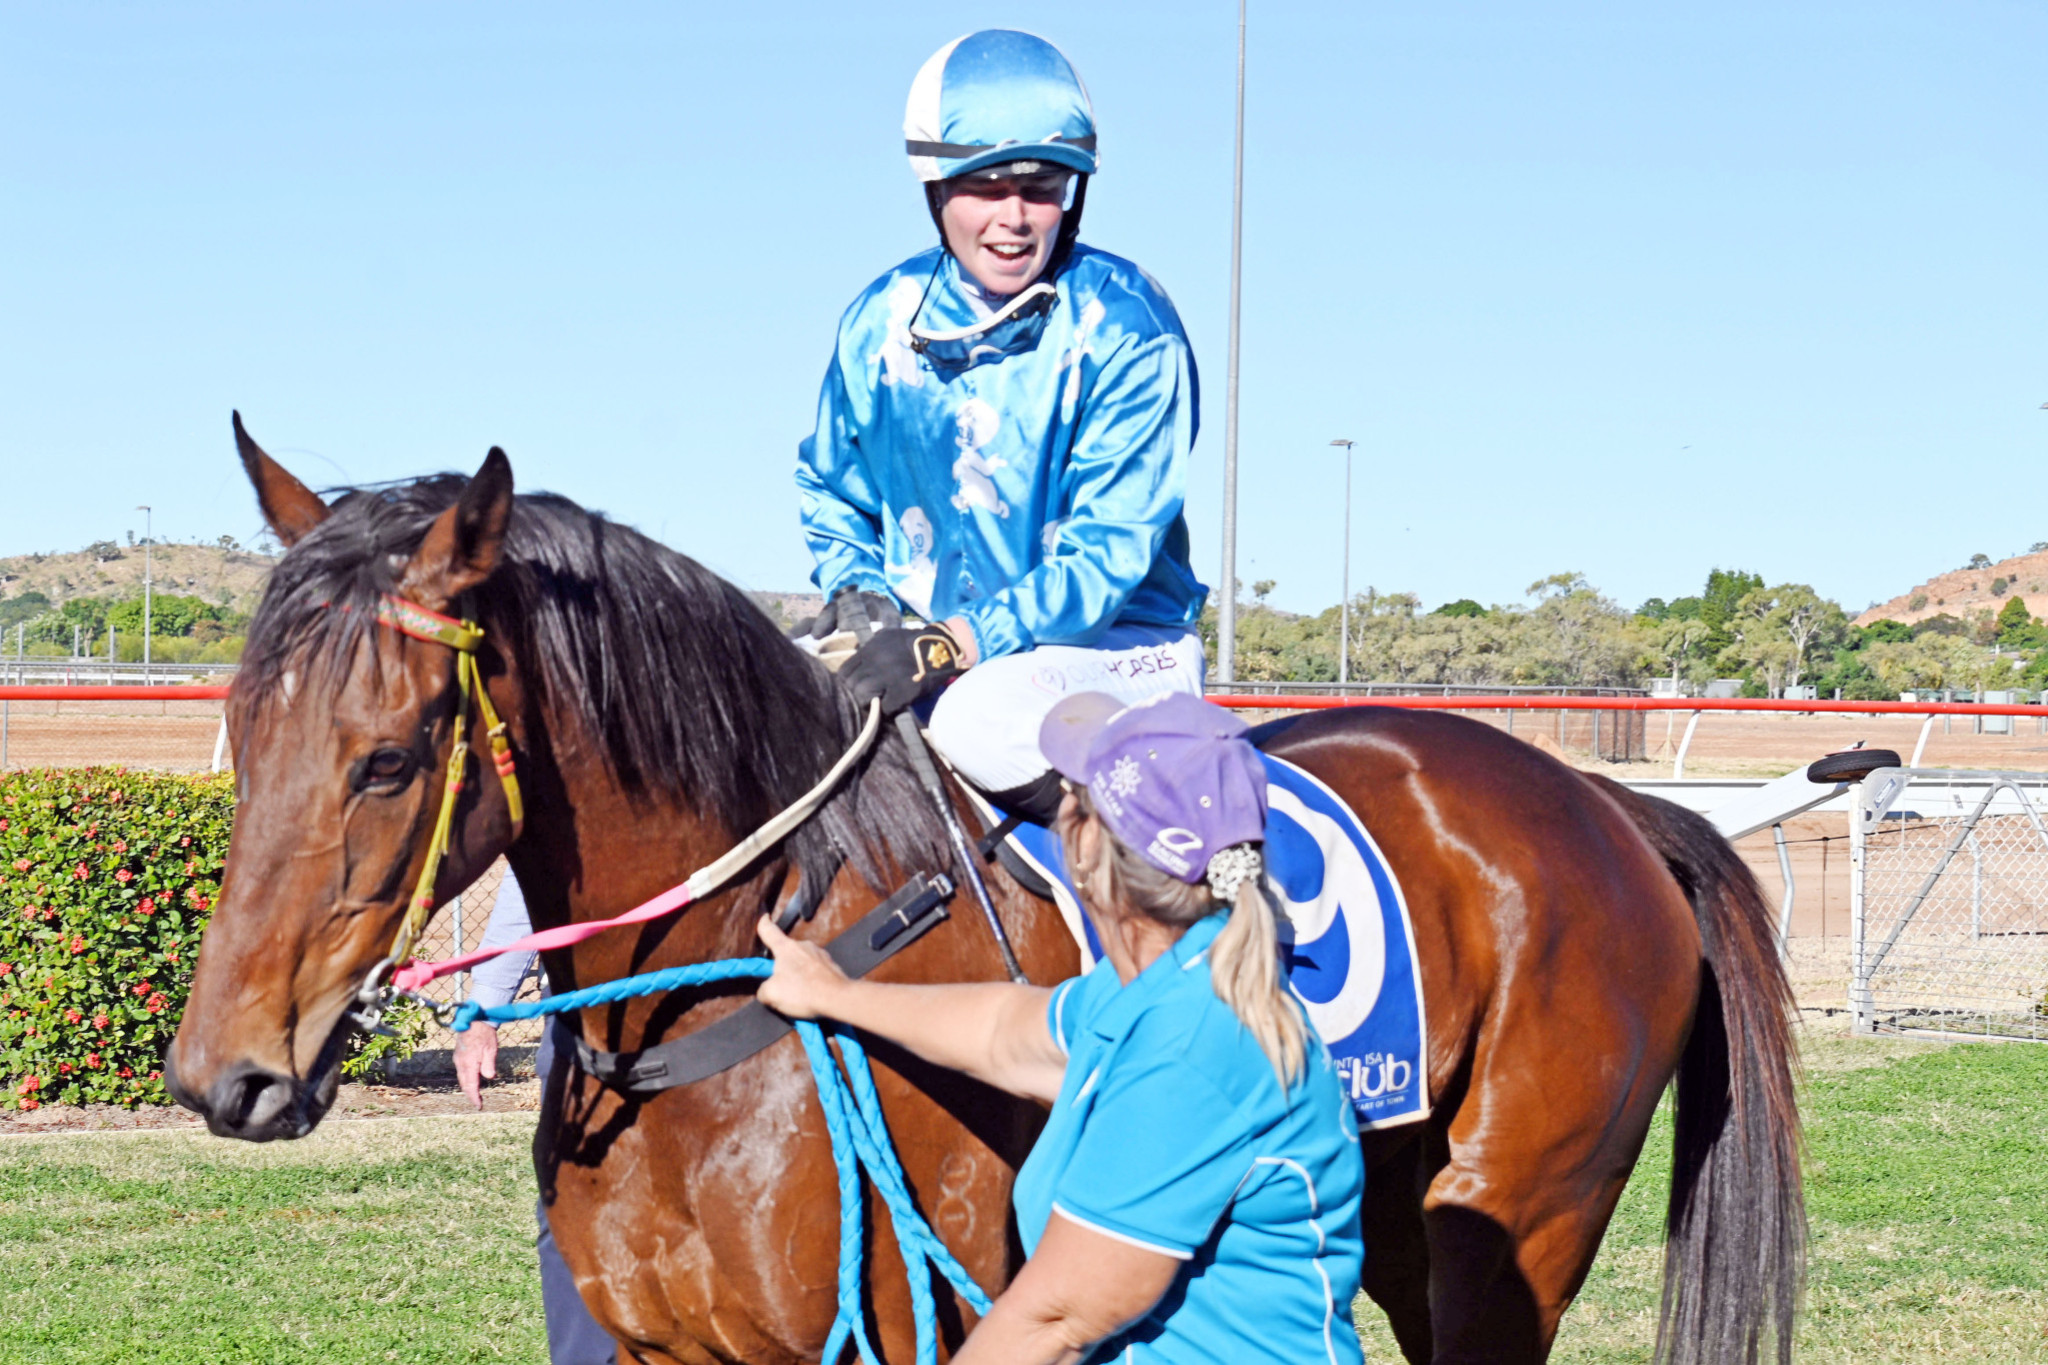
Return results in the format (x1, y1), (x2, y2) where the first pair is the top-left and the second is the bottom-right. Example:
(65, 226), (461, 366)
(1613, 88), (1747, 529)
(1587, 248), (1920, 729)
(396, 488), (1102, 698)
(235, 474), (950, 911)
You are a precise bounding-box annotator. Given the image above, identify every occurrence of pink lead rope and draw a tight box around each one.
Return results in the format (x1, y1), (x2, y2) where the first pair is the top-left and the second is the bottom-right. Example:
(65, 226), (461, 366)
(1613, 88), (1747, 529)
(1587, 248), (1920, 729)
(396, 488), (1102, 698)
(389, 879), (698, 993)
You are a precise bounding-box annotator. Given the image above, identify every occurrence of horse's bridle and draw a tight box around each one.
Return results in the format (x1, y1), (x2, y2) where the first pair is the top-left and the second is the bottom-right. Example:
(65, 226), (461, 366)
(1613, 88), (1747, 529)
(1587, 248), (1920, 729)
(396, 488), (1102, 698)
(345, 593), (525, 1029)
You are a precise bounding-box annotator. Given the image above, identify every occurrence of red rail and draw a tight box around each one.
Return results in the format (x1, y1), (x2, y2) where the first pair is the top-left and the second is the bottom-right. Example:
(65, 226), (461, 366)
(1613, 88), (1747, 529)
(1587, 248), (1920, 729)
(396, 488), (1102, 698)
(0, 686), (231, 701)
(1208, 693), (2048, 717)
(0, 684), (2036, 718)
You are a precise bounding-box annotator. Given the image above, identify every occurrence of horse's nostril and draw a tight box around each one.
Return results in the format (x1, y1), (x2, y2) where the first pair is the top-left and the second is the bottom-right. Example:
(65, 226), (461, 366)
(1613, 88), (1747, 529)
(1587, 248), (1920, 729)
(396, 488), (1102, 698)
(206, 1063), (301, 1141)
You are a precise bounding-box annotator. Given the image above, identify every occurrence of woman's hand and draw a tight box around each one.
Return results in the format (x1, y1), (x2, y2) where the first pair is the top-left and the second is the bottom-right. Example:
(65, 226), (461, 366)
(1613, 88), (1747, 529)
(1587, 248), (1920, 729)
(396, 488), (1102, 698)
(756, 915), (853, 1020)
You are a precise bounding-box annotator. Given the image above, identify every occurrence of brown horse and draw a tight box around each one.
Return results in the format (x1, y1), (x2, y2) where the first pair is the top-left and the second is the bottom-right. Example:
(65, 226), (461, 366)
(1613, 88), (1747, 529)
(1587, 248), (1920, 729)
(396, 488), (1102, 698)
(168, 426), (1802, 1365)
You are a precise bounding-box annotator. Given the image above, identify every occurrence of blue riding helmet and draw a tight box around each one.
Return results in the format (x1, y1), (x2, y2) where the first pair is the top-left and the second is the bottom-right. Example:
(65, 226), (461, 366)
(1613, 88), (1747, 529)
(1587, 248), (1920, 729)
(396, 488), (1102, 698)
(904, 30), (1098, 183)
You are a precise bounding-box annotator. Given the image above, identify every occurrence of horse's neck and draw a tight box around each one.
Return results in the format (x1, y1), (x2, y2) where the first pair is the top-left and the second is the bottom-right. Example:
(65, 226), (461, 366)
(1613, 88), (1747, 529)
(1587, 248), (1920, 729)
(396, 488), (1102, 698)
(507, 684), (842, 970)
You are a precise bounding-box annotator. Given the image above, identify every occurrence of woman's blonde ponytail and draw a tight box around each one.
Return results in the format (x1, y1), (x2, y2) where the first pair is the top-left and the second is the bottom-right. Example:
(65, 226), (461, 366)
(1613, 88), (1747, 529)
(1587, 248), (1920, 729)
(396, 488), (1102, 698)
(1058, 793), (1310, 1087)
(1208, 865), (1308, 1087)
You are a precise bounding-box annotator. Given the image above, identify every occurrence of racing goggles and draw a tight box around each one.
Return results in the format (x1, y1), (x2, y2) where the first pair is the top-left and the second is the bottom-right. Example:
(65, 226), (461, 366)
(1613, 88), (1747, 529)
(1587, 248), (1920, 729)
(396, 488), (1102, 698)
(910, 281), (1057, 369)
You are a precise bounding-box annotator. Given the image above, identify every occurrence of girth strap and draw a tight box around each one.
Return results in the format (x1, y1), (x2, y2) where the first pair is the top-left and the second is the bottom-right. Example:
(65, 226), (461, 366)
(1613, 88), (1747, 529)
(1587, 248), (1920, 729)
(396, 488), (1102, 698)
(569, 873), (954, 1097)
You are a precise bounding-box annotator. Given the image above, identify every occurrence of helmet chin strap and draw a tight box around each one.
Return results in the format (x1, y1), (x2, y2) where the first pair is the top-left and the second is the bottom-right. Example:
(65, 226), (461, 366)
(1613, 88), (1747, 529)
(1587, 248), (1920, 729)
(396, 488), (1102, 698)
(924, 174), (1090, 281)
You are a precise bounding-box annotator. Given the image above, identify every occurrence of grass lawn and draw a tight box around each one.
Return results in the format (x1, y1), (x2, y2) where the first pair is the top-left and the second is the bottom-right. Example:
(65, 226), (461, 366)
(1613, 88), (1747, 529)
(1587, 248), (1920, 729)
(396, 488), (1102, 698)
(1, 1030), (2043, 1363)
(1359, 1030), (2048, 1363)
(0, 1115), (545, 1363)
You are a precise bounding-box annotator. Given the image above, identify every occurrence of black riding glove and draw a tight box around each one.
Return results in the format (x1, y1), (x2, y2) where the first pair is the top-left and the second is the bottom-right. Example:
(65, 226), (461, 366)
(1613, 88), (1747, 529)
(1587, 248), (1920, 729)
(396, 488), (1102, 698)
(807, 586), (902, 641)
(840, 623), (968, 715)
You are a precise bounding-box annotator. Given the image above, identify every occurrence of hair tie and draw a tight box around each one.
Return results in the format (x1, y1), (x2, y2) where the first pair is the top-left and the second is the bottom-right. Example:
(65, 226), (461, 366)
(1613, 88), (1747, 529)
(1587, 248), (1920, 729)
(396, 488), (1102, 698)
(1206, 844), (1263, 902)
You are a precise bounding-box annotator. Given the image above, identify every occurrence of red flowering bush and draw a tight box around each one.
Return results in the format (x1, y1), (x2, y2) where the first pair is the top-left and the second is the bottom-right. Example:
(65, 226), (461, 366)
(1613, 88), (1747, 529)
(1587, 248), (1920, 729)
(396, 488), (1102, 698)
(0, 769), (231, 1108)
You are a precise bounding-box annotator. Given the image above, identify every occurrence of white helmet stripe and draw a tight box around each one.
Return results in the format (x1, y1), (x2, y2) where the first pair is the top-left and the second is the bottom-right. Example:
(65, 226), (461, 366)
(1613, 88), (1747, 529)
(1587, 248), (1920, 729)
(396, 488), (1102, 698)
(904, 35), (966, 183)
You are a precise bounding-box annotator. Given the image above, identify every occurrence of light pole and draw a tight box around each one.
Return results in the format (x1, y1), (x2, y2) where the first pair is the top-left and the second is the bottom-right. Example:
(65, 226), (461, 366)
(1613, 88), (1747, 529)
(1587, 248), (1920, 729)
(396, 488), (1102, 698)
(1329, 440), (1354, 685)
(1217, 0), (1247, 684)
(136, 506), (152, 682)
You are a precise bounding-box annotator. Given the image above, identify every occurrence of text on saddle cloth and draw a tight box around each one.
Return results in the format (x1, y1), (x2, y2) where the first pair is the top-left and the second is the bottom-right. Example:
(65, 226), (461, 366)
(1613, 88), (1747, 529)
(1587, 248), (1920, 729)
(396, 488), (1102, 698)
(991, 754), (1431, 1131)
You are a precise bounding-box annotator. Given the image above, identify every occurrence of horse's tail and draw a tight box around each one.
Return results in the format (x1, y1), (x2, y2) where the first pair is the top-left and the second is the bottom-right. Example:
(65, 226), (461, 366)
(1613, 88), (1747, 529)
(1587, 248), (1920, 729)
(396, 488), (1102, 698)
(1594, 778), (1806, 1365)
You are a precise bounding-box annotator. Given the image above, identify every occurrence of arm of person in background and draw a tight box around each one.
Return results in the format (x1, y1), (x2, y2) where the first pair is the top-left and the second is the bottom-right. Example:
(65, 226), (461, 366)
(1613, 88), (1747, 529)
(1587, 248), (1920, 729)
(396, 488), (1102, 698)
(795, 348), (891, 604)
(950, 328), (1196, 663)
(455, 873), (538, 1109)
(756, 916), (1065, 1104)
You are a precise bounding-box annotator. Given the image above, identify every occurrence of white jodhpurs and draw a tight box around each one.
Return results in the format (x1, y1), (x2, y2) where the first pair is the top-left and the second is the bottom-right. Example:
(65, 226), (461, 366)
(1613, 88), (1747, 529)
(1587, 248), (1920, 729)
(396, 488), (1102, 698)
(924, 624), (1207, 794)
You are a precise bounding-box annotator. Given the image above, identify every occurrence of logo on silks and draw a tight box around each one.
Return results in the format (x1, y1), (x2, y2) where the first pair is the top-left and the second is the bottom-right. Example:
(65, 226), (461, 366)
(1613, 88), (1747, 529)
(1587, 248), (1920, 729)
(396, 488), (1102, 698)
(1263, 756), (1431, 1131)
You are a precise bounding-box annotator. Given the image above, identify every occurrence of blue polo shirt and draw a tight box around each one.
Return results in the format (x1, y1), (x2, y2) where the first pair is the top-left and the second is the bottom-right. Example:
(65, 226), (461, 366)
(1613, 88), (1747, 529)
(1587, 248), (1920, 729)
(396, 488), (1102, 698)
(1013, 913), (1365, 1365)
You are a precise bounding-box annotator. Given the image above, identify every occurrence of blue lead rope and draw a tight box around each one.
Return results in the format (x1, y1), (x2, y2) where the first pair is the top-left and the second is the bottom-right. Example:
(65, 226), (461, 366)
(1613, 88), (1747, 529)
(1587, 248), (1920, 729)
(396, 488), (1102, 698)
(453, 960), (995, 1365)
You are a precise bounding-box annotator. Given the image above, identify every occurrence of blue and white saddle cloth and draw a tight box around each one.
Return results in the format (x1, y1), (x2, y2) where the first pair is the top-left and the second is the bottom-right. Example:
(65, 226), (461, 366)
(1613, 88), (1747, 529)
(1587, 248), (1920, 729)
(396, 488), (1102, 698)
(998, 754), (1430, 1132)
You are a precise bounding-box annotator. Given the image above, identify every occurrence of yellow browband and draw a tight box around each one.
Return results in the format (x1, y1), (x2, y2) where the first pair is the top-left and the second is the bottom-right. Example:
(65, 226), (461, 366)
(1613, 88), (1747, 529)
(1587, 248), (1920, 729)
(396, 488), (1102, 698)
(373, 594), (525, 970)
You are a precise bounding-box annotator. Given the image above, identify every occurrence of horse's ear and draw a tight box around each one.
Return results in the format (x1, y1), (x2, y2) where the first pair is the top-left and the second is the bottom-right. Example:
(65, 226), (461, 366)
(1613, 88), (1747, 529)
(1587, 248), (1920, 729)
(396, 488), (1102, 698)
(396, 448), (515, 611)
(234, 411), (330, 547)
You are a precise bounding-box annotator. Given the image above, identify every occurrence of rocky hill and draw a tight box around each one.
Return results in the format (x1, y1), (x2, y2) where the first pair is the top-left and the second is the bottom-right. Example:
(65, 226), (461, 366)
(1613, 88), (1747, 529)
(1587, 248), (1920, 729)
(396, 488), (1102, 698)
(0, 540), (825, 635)
(0, 542), (276, 616)
(1854, 547), (2048, 628)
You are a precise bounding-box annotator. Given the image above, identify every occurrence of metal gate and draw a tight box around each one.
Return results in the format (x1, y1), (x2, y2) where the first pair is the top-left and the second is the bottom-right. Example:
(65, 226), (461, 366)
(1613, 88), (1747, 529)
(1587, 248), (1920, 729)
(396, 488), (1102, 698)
(1852, 769), (2048, 1040)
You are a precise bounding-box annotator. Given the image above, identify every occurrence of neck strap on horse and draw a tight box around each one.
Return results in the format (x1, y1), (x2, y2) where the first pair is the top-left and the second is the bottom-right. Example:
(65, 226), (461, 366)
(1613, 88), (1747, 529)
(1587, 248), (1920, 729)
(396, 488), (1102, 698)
(373, 593), (525, 971)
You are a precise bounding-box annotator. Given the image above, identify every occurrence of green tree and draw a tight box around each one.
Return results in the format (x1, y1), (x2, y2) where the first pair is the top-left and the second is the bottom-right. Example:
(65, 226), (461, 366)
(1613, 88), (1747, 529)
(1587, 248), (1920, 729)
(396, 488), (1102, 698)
(1432, 598), (1486, 619)
(0, 592), (51, 633)
(1717, 584), (1846, 694)
(106, 593), (228, 639)
(1652, 617), (1711, 687)
(1699, 567), (1763, 640)
(1665, 595), (1705, 621)
(1513, 574), (1641, 686)
(1914, 613), (1968, 638)
(1996, 596), (2035, 646)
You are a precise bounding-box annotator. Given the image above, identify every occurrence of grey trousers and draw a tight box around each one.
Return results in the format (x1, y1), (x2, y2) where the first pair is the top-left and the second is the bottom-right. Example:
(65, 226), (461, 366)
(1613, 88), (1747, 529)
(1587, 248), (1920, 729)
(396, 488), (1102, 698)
(536, 1022), (617, 1365)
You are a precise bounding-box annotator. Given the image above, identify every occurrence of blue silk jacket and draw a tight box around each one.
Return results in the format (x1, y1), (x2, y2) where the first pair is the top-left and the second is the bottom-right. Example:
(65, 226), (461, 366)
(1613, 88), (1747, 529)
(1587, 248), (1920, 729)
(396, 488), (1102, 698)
(796, 245), (1208, 661)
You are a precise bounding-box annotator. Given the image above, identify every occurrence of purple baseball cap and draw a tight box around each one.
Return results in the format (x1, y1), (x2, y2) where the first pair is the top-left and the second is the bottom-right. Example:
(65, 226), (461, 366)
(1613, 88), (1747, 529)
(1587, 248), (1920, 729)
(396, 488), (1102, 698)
(1038, 691), (1267, 884)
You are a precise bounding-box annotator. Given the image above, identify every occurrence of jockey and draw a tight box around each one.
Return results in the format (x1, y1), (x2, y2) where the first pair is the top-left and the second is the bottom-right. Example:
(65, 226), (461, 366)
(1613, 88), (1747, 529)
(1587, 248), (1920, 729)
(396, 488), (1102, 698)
(797, 29), (1208, 823)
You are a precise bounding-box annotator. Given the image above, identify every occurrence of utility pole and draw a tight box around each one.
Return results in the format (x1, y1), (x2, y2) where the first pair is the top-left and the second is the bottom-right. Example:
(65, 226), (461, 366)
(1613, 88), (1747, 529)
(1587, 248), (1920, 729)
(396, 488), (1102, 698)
(1218, 0), (1247, 684)
(137, 506), (152, 683)
(1329, 439), (1355, 685)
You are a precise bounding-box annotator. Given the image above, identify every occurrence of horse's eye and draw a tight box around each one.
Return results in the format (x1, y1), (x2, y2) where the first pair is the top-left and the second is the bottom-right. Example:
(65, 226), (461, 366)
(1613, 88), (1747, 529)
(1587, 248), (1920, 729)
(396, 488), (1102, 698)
(357, 748), (415, 790)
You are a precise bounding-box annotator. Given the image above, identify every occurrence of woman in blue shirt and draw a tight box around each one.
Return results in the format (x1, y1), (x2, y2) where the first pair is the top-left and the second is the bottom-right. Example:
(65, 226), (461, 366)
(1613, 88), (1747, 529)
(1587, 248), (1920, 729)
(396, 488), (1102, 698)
(759, 692), (1365, 1364)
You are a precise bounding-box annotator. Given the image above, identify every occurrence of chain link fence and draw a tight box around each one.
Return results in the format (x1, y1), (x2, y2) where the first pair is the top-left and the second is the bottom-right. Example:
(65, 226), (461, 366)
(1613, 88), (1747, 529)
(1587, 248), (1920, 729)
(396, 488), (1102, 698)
(1854, 773), (2048, 1041)
(402, 857), (550, 1058)
(0, 697), (227, 772)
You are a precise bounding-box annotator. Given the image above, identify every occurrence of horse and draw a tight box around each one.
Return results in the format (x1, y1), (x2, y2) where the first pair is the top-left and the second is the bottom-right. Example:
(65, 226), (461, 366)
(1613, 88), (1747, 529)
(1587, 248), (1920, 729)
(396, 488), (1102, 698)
(168, 425), (1803, 1365)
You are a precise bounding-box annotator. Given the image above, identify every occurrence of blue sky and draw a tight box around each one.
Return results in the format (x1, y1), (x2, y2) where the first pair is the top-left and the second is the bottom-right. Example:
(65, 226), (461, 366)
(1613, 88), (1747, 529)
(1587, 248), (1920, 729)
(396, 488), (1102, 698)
(4, 2), (2043, 616)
